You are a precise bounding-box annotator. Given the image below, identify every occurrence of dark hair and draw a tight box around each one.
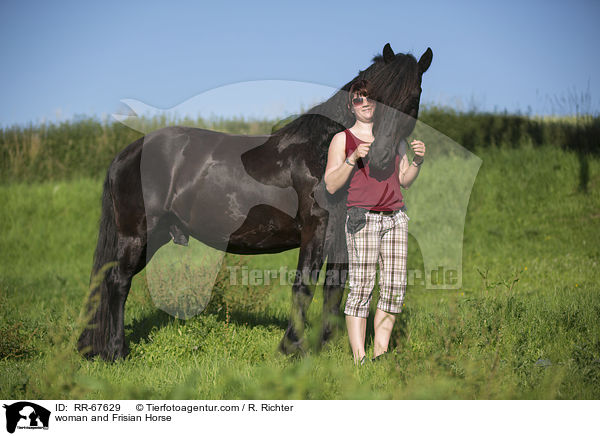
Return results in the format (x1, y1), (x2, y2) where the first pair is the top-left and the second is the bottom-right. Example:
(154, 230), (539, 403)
(348, 79), (371, 107)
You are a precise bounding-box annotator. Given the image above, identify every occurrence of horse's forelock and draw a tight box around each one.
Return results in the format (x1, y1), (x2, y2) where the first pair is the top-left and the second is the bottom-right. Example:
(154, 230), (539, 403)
(368, 53), (420, 110)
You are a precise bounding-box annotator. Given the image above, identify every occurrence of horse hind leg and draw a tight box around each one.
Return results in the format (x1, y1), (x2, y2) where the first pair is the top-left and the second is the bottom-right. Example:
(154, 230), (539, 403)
(78, 173), (152, 360)
(105, 235), (148, 359)
(78, 232), (147, 360)
(101, 219), (172, 360)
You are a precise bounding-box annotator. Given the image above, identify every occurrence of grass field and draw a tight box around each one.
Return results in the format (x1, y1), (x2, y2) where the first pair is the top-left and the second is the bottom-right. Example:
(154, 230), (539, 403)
(1, 142), (599, 399)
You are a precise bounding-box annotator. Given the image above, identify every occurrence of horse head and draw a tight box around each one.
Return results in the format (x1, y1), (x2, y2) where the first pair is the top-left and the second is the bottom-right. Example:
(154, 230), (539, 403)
(361, 43), (433, 179)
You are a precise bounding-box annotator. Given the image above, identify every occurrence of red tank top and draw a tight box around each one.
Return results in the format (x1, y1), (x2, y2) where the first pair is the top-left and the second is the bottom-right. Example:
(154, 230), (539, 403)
(344, 129), (404, 211)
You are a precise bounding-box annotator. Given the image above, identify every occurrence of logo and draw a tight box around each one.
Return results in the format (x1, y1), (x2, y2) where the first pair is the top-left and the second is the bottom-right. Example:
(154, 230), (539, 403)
(3, 402), (50, 434)
(112, 81), (481, 319)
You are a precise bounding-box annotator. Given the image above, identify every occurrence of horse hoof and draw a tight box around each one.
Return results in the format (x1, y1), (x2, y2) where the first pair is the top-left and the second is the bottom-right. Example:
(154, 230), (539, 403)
(100, 350), (127, 362)
(78, 348), (98, 360)
(278, 336), (306, 357)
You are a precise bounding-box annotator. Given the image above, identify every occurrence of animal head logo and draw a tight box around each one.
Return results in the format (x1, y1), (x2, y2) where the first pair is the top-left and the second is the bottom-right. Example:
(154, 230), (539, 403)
(3, 402), (51, 433)
(112, 79), (481, 319)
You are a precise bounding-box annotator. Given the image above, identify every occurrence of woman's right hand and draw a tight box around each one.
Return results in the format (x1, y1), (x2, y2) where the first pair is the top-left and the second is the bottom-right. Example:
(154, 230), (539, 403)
(350, 143), (371, 163)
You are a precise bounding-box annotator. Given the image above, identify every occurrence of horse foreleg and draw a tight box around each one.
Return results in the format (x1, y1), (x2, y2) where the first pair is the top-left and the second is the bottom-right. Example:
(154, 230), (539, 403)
(279, 216), (327, 356)
(319, 261), (347, 349)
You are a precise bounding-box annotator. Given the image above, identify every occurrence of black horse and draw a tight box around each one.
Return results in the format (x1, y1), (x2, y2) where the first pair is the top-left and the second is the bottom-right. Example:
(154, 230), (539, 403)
(78, 43), (433, 360)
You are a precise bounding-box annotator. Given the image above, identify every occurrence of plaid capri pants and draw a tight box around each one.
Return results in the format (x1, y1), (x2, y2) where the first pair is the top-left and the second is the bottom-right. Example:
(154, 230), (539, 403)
(344, 209), (409, 318)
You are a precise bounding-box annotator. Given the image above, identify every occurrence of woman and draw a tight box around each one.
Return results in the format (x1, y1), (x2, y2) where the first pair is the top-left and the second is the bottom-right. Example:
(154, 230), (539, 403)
(324, 79), (426, 365)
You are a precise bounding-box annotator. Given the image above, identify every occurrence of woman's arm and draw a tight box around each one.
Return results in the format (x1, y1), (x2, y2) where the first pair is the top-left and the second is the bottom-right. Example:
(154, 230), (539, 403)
(324, 132), (355, 194)
(399, 139), (426, 189)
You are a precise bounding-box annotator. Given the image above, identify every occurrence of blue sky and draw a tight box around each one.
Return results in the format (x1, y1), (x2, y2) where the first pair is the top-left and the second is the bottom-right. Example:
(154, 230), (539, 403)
(1, 0), (599, 127)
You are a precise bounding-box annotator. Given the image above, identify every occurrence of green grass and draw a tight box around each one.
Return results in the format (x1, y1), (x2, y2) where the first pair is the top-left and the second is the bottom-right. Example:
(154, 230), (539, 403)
(1, 143), (599, 399)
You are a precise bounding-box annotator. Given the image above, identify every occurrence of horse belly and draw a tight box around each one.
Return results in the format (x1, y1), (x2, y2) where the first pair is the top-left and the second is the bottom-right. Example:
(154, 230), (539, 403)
(173, 159), (300, 254)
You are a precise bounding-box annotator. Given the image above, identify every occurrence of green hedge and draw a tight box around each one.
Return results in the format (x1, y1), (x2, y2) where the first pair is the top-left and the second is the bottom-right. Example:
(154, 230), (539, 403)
(419, 106), (599, 154)
(1, 108), (598, 183)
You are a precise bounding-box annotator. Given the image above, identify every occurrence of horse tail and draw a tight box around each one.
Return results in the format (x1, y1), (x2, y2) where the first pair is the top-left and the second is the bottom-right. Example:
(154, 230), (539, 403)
(77, 169), (119, 358)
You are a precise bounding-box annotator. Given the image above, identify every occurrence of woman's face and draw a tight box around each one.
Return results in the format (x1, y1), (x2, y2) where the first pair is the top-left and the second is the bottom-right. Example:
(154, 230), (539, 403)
(350, 92), (376, 122)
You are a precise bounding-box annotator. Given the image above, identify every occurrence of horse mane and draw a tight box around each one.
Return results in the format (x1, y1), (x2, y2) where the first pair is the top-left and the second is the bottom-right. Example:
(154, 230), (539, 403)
(269, 86), (352, 171)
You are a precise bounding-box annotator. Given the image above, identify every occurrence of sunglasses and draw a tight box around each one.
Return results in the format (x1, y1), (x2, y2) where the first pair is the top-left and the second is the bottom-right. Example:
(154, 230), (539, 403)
(351, 96), (376, 106)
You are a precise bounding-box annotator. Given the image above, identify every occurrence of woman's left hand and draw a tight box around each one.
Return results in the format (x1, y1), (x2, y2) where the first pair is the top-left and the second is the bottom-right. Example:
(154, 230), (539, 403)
(410, 139), (426, 163)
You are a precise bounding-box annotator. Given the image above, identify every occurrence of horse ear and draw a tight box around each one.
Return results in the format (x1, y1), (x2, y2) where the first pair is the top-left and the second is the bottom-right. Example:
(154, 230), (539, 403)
(382, 43), (395, 63)
(418, 47), (433, 74)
